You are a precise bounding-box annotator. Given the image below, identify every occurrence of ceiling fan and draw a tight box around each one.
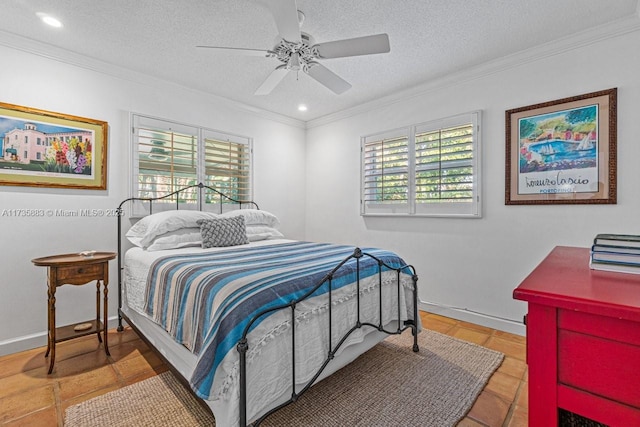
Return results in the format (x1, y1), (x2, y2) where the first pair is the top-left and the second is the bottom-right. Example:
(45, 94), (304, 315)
(197, 0), (390, 95)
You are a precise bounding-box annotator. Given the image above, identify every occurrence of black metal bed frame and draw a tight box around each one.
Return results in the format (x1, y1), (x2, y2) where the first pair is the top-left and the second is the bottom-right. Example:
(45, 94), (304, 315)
(116, 183), (419, 427)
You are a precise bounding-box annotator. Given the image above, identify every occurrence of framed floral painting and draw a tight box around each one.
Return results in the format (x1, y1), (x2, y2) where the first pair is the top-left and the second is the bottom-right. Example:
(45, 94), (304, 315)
(505, 88), (617, 205)
(0, 102), (108, 189)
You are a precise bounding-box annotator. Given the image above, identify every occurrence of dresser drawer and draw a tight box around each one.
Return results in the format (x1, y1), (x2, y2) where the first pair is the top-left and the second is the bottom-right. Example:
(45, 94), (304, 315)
(56, 263), (104, 285)
(559, 310), (640, 346)
(558, 329), (640, 409)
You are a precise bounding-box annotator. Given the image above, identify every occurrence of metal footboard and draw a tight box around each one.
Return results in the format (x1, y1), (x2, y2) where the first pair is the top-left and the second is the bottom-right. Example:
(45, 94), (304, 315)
(237, 248), (419, 427)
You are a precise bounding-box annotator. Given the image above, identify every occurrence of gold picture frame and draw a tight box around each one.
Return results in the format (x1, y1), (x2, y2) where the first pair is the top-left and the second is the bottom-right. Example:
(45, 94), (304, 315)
(505, 88), (616, 205)
(0, 102), (108, 190)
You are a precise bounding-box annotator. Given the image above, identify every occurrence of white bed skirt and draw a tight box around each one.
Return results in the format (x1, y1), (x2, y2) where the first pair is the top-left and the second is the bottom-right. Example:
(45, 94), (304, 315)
(121, 305), (393, 426)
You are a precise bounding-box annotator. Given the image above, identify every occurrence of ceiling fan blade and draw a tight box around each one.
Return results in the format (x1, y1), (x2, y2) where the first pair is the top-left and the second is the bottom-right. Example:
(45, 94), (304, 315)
(254, 66), (289, 95)
(314, 33), (390, 59)
(306, 63), (352, 94)
(196, 46), (272, 57)
(264, 0), (301, 43)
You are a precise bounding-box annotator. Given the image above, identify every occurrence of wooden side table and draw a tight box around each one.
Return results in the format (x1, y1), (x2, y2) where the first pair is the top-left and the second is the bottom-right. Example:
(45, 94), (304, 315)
(32, 252), (117, 374)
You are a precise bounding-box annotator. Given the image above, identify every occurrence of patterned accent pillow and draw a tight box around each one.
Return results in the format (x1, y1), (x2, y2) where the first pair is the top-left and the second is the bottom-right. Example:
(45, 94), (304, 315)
(197, 216), (249, 248)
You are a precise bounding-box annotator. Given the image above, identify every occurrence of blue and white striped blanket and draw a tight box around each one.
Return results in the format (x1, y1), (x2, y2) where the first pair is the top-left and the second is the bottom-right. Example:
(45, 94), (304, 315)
(143, 241), (410, 399)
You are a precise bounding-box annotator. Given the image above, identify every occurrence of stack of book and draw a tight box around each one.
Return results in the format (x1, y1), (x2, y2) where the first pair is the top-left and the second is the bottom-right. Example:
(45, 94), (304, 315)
(590, 234), (640, 274)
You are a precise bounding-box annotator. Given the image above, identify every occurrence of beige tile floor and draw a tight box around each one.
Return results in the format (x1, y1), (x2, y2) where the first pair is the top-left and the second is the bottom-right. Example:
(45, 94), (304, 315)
(0, 311), (528, 426)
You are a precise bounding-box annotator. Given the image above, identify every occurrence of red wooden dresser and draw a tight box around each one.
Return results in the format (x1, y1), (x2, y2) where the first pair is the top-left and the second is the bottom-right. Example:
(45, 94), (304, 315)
(513, 246), (640, 426)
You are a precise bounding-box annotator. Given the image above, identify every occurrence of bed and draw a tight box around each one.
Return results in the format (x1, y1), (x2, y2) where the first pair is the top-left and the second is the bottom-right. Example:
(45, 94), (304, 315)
(116, 183), (420, 427)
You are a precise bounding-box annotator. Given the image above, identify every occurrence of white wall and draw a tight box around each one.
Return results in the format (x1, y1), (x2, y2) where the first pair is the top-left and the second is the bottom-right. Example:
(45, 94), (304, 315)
(304, 25), (640, 334)
(0, 44), (306, 355)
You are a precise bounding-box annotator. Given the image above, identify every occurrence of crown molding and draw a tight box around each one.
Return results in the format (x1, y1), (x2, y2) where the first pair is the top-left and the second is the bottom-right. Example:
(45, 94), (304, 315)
(306, 14), (640, 129)
(0, 30), (305, 129)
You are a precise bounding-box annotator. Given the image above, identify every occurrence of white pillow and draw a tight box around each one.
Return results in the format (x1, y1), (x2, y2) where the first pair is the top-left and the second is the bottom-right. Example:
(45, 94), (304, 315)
(221, 209), (280, 227)
(126, 210), (218, 248)
(245, 225), (284, 242)
(146, 227), (202, 251)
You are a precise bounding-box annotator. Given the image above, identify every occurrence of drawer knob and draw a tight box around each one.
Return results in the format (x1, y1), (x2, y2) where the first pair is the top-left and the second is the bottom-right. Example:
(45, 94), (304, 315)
(77, 268), (84, 274)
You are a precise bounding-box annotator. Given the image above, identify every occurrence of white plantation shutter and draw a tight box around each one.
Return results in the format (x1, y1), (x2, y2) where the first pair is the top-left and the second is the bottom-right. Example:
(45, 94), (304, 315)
(203, 130), (251, 203)
(134, 116), (199, 202)
(132, 114), (252, 211)
(362, 130), (410, 214)
(414, 112), (480, 216)
(361, 112), (481, 217)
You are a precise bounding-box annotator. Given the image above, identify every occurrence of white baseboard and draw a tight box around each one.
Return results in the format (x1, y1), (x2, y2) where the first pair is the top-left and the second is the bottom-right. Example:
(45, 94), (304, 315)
(419, 301), (526, 336)
(0, 316), (122, 357)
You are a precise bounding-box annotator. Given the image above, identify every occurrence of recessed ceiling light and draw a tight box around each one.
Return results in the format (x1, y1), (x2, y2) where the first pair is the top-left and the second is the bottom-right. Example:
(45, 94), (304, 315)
(298, 104), (308, 112)
(37, 13), (63, 28)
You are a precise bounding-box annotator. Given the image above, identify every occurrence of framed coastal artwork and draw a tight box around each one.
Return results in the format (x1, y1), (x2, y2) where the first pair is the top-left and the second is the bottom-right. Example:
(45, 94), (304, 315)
(505, 88), (617, 205)
(0, 102), (108, 189)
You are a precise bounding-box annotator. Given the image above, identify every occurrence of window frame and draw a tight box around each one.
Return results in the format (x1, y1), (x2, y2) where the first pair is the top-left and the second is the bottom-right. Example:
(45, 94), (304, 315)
(361, 111), (482, 218)
(130, 113), (253, 215)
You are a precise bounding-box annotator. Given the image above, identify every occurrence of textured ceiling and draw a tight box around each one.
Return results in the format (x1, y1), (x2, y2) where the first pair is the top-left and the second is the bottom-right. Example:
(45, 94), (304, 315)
(1, 0), (638, 122)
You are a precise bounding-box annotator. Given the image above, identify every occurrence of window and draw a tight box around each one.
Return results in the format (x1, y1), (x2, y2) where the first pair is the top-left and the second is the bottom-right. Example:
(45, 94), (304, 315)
(361, 111), (481, 217)
(131, 114), (252, 211)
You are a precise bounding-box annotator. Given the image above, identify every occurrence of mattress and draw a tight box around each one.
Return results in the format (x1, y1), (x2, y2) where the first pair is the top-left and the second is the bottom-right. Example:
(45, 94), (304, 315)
(122, 239), (418, 426)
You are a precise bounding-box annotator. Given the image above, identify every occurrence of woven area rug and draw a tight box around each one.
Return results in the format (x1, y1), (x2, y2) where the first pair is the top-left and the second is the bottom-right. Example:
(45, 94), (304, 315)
(65, 329), (504, 427)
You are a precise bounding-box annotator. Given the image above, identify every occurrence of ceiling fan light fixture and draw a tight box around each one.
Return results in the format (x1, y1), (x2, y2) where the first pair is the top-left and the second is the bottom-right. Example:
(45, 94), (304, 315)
(289, 52), (301, 70)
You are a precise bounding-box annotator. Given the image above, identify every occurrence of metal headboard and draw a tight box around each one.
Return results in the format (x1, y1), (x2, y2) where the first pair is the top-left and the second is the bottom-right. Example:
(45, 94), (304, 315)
(115, 182), (259, 331)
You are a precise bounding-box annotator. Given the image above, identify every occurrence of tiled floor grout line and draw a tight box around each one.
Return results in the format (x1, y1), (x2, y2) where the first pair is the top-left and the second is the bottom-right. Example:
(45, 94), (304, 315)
(504, 379), (525, 427)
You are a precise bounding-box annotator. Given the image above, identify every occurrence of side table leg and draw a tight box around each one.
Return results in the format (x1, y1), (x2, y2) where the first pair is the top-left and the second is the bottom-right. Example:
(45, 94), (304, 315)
(103, 280), (110, 356)
(45, 286), (51, 358)
(96, 280), (102, 344)
(47, 284), (56, 374)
